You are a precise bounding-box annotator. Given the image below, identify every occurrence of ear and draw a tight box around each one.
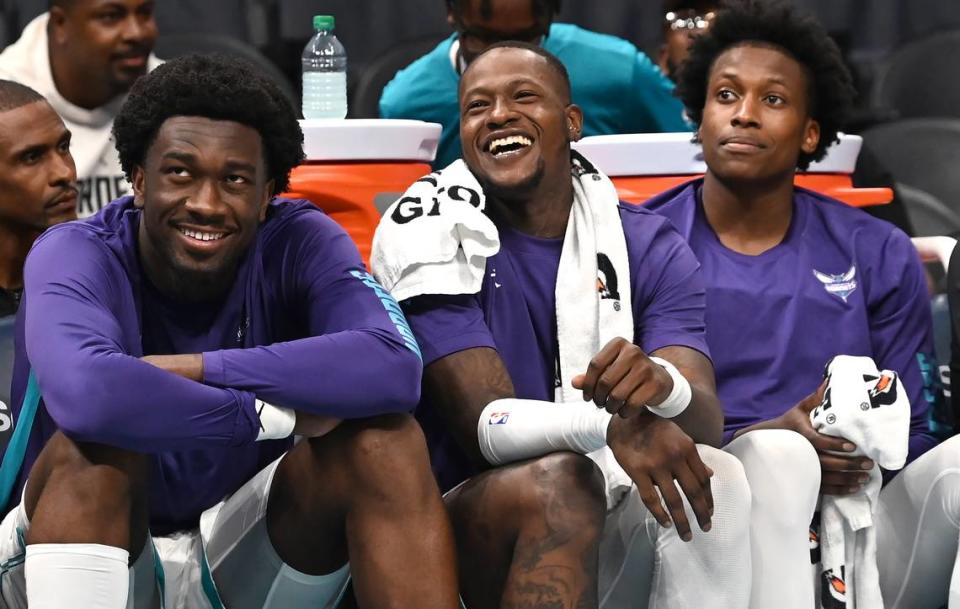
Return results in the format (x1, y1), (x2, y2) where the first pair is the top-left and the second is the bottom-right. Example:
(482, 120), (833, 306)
(259, 180), (275, 222)
(131, 166), (146, 208)
(565, 103), (584, 143)
(446, 6), (457, 28)
(800, 118), (820, 155)
(48, 6), (69, 46)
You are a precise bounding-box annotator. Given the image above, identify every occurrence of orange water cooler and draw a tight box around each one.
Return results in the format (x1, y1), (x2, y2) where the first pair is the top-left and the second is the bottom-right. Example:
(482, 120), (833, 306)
(571, 133), (891, 207)
(284, 119), (441, 266)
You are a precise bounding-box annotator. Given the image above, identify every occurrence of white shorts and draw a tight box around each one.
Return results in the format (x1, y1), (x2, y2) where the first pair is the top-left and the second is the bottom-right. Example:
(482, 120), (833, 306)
(0, 457), (351, 609)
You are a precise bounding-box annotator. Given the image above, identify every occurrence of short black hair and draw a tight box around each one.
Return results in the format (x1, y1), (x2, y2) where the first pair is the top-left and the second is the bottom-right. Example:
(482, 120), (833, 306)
(0, 80), (46, 113)
(446, 0), (561, 21)
(675, 0), (855, 170)
(113, 54), (304, 194)
(463, 41), (571, 103)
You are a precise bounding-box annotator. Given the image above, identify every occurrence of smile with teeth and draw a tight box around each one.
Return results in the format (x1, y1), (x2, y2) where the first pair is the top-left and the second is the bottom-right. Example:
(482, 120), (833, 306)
(488, 135), (533, 156)
(179, 227), (226, 242)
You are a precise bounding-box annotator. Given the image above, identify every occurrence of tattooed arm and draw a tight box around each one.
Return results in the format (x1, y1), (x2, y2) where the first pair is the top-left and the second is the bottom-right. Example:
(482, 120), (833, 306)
(422, 346), (516, 468)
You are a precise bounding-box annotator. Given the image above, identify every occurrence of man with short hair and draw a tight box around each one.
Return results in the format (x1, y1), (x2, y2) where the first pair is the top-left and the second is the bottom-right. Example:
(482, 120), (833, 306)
(645, 1), (957, 606)
(0, 78), (77, 451)
(375, 41), (751, 609)
(0, 54), (459, 609)
(0, 0), (160, 217)
(380, 0), (689, 168)
(0, 79), (77, 318)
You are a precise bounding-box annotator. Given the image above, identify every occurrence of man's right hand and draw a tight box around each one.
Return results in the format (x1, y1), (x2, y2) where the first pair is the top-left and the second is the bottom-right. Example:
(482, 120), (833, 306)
(764, 385), (874, 496)
(607, 412), (714, 541)
(293, 412), (341, 438)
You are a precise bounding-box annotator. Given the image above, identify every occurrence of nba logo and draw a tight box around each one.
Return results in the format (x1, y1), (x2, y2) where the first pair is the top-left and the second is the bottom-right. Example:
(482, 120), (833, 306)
(488, 412), (510, 425)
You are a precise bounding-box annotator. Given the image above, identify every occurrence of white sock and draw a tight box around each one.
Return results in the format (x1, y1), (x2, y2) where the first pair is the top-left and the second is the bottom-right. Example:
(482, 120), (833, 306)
(26, 543), (130, 609)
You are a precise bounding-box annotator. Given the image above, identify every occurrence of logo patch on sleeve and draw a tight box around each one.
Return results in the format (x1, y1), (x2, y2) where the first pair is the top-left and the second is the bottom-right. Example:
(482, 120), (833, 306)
(488, 412), (510, 425)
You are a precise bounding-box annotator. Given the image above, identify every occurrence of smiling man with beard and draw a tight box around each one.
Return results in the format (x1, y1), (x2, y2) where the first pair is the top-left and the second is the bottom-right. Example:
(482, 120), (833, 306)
(0, 0), (161, 218)
(375, 42), (752, 609)
(0, 55), (459, 609)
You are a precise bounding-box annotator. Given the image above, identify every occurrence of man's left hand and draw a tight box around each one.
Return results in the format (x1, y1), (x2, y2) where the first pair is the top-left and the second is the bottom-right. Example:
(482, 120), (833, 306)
(572, 337), (672, 418)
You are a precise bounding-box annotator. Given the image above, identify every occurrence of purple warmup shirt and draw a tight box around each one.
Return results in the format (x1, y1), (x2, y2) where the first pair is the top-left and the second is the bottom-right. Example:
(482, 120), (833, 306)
(403, 204), (710, 490)
(645, 179), (939, 466)
(9, 197), (422, 533)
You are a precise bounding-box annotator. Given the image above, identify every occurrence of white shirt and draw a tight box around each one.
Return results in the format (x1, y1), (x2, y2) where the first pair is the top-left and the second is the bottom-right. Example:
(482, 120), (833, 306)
(0, 13), (162, 217)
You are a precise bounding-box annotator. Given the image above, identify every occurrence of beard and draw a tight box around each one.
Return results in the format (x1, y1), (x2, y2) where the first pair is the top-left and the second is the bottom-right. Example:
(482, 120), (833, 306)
(474, 156), (547, 202)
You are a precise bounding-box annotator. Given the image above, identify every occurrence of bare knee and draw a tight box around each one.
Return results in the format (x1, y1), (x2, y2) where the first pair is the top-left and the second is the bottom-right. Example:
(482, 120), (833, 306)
(513, 452), (607, 532)
(334, 413), (436, 502)
(26, 432), (147, 549)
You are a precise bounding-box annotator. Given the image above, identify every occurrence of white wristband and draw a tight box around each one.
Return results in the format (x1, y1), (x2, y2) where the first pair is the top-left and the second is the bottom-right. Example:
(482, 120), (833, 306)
(477, 398), (612, 465)
(646, 357), (692, 418)
(255, 400), (297, 441)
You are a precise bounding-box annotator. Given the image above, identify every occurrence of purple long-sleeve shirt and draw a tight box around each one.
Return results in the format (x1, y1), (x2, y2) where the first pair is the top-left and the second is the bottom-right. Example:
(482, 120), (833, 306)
(645, 180), (940, 467)
(9, 197), (422, 533)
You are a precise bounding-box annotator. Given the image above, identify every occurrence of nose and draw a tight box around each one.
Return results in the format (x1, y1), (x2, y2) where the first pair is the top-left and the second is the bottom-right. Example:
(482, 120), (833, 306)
(486, 96), (517, 128)
(731, 96), (760, 128)
(121, 12), (156, 43)
(184, 179), (226, 221)
(51, 149), (77, 186)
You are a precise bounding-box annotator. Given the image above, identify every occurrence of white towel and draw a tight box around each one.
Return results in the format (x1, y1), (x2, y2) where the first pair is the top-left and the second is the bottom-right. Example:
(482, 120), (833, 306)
(554, 152), (634, 402)
(371, 159), (500, 303)
(810, 355), (911, 609)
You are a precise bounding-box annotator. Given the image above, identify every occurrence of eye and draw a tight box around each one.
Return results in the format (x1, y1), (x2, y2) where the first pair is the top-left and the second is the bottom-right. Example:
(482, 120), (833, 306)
(464, 99), (488, 113)
(96, 10), (124, 24)
(20, 150), (42, 165)
(515, 90), (538, 100)
(165, 166), (190, 178)
(716, 88), (737, 102)
(225, 174), (249, 185)
(764, 94), (786, 106)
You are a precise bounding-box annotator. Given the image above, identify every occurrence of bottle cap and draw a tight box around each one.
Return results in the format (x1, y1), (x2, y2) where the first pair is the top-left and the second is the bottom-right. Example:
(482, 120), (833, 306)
(313, 15), (335, 31)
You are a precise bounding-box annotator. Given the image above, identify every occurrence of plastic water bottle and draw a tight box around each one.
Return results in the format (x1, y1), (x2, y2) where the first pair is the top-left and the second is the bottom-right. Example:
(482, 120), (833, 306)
(301, 15), (347, 119)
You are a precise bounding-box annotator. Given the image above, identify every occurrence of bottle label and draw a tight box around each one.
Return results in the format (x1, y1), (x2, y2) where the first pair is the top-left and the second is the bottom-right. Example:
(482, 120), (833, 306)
(302, 72), (348, 119)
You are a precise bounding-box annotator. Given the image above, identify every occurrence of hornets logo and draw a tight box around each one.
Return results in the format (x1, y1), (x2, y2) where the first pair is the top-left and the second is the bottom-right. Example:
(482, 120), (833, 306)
(597, 253), (620, 301)
(821, 567), (847, 609)
(813, 265), (857, 303)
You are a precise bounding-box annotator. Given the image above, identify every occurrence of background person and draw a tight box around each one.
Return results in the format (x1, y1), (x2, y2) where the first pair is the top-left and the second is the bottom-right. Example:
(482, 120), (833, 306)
(0, 0), (160, 217)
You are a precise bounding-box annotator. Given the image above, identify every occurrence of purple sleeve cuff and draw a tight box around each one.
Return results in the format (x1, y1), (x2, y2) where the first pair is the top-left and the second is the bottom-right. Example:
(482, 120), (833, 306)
(420, 330), (497, 367)
(644, 334), (713, 365)
(202, 350), (226, 386)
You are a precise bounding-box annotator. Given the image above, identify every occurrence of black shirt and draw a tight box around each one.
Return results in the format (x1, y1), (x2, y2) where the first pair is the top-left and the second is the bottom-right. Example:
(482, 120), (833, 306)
(0, 287), (21, 318)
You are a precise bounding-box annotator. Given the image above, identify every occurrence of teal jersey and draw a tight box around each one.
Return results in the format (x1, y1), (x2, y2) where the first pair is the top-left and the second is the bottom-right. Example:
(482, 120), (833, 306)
(380, 23), (689, 168)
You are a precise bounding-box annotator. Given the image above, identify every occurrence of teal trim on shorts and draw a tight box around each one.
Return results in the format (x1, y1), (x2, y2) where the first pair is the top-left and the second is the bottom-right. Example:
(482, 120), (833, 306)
(200, 547), (225, 609)
(152, 540), (166, 609)
(0, 370), (40, 508)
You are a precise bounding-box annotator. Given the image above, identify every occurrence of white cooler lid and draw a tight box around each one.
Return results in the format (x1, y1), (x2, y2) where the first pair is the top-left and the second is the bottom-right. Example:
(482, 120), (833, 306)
(300, 119), (442, 162)
(571, 132), (863, 176)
